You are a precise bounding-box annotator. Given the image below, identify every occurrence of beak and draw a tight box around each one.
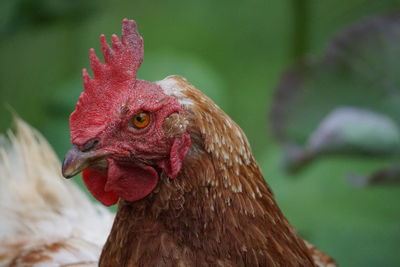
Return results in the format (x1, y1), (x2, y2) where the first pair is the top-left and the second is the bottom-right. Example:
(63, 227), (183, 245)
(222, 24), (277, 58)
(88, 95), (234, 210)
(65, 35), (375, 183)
(62, 145), (109, 178)
(62, 145), (92, 178)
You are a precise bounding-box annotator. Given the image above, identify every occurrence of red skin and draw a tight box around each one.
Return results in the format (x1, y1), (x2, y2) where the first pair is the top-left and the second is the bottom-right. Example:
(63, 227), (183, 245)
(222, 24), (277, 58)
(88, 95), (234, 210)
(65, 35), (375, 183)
(69, 20), (191, 206)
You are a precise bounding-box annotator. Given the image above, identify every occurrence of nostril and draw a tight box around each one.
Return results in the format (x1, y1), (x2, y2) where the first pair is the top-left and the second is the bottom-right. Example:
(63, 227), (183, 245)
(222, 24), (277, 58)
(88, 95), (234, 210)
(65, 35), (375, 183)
(81, 138), (99, 152)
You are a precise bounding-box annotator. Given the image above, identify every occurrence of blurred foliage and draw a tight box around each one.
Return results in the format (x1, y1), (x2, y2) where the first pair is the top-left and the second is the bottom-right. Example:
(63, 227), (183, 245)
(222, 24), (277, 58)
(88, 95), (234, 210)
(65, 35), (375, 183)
(1, 0), (400, 266)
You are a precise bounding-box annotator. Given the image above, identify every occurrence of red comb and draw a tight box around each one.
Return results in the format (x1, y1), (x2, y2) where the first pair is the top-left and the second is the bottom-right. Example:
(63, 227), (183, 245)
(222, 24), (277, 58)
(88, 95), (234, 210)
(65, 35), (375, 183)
(70, 19), (144, 144)
(83, 18), (143, 92)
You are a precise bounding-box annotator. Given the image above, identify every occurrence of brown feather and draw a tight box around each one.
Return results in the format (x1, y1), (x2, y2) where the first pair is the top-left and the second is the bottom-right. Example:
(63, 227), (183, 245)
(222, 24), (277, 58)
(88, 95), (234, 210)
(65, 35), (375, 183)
(99, 76), (336, 266)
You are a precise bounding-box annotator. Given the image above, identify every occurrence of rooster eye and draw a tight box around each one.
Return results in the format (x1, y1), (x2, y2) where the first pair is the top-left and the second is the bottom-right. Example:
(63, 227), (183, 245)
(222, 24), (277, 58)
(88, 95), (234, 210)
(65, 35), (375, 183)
(131, 111), (151, 129)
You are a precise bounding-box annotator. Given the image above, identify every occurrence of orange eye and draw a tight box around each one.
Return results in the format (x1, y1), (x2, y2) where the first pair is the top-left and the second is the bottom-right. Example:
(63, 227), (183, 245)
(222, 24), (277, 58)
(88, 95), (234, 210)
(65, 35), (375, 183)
(131, 111), (151, 129)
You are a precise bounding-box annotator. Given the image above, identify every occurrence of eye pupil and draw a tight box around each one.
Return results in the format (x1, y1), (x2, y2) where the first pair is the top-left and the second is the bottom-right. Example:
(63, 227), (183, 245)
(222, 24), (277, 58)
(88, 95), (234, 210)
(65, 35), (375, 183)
(131, 111), (150, 129)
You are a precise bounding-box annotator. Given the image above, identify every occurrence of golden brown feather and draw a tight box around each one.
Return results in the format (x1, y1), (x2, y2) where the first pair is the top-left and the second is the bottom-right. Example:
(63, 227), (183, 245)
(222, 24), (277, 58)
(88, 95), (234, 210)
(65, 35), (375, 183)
(99, 76), (336, 267)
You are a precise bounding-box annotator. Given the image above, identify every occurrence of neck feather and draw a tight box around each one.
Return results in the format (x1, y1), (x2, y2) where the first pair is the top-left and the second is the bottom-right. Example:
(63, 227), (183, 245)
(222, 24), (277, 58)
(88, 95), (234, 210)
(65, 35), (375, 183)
(99, 76), (315, 266)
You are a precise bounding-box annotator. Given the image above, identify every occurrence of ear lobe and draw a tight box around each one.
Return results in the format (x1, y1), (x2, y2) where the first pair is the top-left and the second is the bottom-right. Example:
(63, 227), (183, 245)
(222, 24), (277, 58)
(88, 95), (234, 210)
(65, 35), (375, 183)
(159, 132), (191, 178)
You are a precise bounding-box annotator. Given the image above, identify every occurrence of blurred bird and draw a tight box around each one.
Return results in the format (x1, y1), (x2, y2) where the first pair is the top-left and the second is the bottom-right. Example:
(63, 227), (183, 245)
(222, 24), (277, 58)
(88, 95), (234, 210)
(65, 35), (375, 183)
(270, 13), (400, 185)
(61, 19), (336, 266)
(0, 118), (114, 266)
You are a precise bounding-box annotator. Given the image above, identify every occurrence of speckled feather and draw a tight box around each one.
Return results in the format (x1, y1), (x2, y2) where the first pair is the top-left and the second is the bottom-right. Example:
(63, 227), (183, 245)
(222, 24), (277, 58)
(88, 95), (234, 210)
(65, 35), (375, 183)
(99, 76), (336, 267)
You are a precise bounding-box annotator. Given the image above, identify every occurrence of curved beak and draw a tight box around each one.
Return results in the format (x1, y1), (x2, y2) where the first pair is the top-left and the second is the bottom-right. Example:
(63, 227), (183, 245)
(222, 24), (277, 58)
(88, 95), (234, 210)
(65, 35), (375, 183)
(62, 146), (91, 178)
(62, 146), (109, 179)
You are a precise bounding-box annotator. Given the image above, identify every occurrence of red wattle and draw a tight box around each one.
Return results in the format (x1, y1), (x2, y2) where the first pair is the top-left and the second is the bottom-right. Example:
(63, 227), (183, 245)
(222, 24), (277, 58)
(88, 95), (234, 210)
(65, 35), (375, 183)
(105, 160), (159, 202)
(82, 169), (119, 206)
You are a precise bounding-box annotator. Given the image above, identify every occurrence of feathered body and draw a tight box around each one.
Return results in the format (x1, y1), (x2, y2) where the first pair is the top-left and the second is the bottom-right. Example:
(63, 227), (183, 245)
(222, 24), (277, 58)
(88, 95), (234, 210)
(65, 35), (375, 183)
(100, 76), (335, 266)
(0, 119), (114, 266)
(61, 19), (336, 266)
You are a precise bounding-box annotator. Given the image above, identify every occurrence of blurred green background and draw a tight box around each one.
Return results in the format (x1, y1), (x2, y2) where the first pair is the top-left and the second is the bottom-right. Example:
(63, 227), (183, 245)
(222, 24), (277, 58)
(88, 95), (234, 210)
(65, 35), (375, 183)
(1, 0), (400, 266)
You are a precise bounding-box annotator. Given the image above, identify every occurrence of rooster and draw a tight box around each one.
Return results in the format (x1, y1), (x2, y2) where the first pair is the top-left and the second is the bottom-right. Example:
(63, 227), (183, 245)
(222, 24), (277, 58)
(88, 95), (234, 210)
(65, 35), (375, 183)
(0, 118), (114, 266)
(60, 19), (336, 266)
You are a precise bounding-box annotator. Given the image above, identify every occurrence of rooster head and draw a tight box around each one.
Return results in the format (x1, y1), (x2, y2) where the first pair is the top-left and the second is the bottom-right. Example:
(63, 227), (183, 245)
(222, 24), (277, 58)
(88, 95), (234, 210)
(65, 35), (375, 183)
(62, 19), (191, 206)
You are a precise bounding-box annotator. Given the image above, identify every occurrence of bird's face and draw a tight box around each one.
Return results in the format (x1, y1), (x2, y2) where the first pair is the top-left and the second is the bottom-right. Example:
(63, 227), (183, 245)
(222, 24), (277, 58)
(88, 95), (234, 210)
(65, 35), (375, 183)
(62, 80), (191, 206)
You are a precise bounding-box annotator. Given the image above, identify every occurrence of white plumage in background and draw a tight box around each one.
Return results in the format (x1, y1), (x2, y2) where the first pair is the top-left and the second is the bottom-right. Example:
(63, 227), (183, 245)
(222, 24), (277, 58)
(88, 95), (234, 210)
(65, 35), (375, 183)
(0, 118), (114, 266)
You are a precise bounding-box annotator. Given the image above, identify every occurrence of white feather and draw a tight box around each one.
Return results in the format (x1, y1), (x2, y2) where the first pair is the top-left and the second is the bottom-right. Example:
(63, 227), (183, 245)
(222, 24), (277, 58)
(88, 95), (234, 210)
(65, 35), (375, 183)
(156, 75), (194, 106)
(0, 118), (114, 266)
